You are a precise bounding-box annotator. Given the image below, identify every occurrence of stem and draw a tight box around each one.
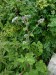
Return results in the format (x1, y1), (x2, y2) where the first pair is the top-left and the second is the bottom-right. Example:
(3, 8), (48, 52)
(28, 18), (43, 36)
(31, 24), (39, 33)
(25, 23), (30, 44)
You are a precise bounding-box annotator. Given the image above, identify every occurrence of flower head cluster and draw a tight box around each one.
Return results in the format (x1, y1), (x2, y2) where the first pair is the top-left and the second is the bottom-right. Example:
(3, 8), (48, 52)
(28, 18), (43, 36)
(21, 15), (31, 23)
(38, 18), (45, 24)
(12, 16), (18, 23)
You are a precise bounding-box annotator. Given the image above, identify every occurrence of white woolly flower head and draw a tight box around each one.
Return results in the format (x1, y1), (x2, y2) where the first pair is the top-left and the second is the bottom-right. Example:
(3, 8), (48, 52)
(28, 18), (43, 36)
(24, 15), (31, 18)
(38, 18), (45, 24)
(22, 41), (27, 45)
(21, 15), (31, 23)
(12, 16), (18, 23)
(24, 34), (29, 38)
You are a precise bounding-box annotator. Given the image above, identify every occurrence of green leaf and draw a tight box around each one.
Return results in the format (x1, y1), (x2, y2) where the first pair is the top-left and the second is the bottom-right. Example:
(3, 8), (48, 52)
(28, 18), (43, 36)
(48, 17), (56, 27)
(25, 53), (35, 65)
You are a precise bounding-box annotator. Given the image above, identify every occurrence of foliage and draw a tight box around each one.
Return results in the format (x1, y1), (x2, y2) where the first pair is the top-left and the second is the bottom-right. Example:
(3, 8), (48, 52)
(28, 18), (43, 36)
(0, 0), (56, 75)
(24, 60), (48, 75)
